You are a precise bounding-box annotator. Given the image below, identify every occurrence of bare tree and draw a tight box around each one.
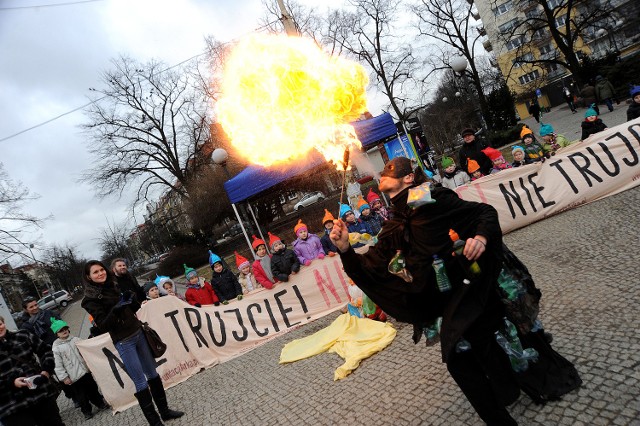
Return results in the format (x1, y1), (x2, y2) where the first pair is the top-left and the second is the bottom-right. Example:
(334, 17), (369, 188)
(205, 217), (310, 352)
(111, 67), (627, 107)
(0, 163), (47, 263)
(413, 0), (492, 127)
(98, 218), (134, 262)
(43, 244), (87, 292)
(82, 56), (212, 205)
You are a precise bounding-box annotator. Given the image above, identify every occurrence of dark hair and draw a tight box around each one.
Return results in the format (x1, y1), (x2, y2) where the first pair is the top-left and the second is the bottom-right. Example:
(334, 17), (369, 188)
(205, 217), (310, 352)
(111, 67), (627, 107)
(83, 260), (115, 285)
(413, 167), (429, 186)
(22, 296), (37, 309)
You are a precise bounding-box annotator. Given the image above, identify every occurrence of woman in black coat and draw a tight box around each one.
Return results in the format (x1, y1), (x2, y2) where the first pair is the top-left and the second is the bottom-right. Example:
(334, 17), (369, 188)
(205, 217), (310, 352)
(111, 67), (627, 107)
(81, 260), (183, 425)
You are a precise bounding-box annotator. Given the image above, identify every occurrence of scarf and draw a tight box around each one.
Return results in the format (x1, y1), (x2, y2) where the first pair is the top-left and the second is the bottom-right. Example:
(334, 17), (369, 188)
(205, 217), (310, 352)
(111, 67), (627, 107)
(258, 255), (274, 282)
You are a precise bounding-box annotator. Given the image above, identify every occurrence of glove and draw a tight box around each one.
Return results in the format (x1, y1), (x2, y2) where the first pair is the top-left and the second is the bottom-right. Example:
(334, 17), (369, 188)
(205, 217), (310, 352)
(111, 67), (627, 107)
(195, 303), (201, 308)
(304, 260), (311, 266)
(222, 300), (229, 305)
(214, 302), (220, 306)
(237, 295), (243, 301)
(32, 375), (48, 387)
(112, 303), (126, 313)
(328, 251), (336, 257)
(121, 290), (134, 302)
(317, 253), (325, 260)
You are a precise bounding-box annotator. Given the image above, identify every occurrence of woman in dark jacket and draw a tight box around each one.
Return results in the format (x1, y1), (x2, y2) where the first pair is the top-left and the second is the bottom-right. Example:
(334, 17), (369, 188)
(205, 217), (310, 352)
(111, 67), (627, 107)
(81, 260), (183, 425)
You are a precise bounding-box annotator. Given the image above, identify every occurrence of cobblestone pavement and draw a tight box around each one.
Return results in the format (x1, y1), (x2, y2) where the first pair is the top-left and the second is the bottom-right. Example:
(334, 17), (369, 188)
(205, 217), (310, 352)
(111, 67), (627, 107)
(60, 186), (640, 426)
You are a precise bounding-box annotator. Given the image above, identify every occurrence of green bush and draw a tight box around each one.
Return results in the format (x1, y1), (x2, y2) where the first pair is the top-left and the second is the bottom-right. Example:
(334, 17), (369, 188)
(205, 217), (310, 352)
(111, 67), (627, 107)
(157, 244), (209, 278)
(487, 123), (523, 148)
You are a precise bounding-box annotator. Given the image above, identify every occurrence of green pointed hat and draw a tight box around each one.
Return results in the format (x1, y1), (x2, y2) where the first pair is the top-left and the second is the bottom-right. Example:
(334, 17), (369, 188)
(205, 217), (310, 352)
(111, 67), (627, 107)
(183, 264), (197, 279)
(50, 317), (69, 334)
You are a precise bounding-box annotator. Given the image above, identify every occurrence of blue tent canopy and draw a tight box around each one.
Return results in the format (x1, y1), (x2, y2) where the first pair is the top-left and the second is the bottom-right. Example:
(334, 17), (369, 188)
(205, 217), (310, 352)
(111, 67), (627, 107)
(223, 113), (398, 203)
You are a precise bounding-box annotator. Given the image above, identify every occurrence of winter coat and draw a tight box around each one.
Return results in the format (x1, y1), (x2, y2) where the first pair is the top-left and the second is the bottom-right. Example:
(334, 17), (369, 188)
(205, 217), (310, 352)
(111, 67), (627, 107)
(581, 119), (607, 141)
(524, 140), (547, 162)
(542, 134), (572, 153)
(359, 212), (384, 236)
(580, 84), (597, 106)
(439, 169), (471, 190)
(115, 272), (146, 308)
(211, 268), (242, 302)
(238, 270), (261, 293)
(293, 233), (324, 264)
(511, 159), (532, 168)
(0, 329), (58, 420)
(253, 258), (277, 289)
(19, 309), (60, 347)
(338, 186), (505, 362)
(82, 279), (141, 343)
(321, 230), (338, 255)
(184, 279), (219, 306)
(52, 336), (89, 383)
(458, 138), (493, 176)
(346, 219), (369, 248)
(595, 78), (616, 101)
(271, 248), (301, 282)
(627, 102), (640, 121)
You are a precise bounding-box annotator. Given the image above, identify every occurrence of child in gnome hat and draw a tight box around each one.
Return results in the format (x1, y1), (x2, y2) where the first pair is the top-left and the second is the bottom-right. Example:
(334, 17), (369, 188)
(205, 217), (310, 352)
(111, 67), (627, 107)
(510, 145), (531, 168)
(156, 275), (185, 300)
(184, 264), (220, 307)
(142, 281), (162, 304)
(251, 235), (277, 289)
(539, 122), (572, 154)
(481, 147), (512, 174)
(270, 232), (301, 282)
(627, 85), (640, 121)
(320, 209), (338, 256)
(235, 251), (261, 294)
(467, 159), (484, 181)
(520, 125), (549, 162)
(292, 219), (324, 266)
(339, 203), (368, 248)
(580, 104), (608, 141)
(209, 252), (243, 304)
(51, 318), (108, 420)
(356, 197), (383, 236)
(439, 156), (470, 189)
(366, 188), (389, 221)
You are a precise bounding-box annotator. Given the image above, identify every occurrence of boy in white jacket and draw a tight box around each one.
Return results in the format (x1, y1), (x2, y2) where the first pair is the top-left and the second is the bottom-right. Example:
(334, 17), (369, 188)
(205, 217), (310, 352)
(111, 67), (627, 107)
(51, 318), (108, 419)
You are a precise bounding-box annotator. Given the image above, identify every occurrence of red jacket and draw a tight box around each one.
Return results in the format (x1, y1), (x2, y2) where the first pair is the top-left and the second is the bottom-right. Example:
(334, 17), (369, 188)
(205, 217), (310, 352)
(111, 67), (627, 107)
(252, 259), (277, 289)
(185, 281), (219, 306)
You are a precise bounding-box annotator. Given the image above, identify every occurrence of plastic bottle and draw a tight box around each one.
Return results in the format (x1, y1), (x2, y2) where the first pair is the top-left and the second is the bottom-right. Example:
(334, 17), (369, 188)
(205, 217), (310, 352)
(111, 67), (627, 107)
(432, 255), (451, 292)
(449, 229), (481, 277)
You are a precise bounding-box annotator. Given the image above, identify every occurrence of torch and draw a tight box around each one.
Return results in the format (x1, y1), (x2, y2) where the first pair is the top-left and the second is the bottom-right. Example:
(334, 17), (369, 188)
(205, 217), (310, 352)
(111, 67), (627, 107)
(338, 147), (350, 219)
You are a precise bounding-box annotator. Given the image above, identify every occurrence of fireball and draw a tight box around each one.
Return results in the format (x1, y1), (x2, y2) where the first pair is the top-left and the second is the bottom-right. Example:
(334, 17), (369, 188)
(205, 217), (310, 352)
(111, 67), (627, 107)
(217, 34), (369, 168)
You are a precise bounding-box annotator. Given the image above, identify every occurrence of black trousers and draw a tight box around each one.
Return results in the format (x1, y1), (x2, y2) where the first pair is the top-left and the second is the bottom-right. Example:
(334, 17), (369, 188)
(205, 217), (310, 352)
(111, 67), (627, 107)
(70, 373), (106, 415)
(2, 396), (64, 426)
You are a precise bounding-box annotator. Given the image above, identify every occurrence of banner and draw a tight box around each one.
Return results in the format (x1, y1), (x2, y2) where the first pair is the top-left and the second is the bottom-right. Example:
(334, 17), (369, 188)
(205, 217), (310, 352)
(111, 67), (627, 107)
(456, 119), (640, 233)
(77, 257), (352, 412)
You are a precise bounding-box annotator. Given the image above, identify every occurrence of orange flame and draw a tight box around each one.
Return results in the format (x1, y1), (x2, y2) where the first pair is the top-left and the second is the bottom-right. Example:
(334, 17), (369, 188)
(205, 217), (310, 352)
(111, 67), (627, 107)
(217, 34), (369, 168)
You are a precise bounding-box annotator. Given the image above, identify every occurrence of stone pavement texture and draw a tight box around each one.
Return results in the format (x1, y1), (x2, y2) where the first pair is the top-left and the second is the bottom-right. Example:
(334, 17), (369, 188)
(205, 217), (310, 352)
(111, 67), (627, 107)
(59, 183), (640, 425)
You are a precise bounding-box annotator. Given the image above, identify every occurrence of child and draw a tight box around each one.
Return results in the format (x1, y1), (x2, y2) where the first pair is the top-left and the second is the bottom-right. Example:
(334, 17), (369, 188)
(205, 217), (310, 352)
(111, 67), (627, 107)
(356, 197), (383, 236)
(510, 145), (530, 168)
(51, 318), (108, 420)
(320, 209), (338, 257)
(209, 252), (243, 305)
(581, 105), (608, 141)
(366, 189), (389, 221)
(292, 219), (325, 266)
(142, 281), (161, 303)
(156, 275), (185, 301)
(521, 125), (548, 162)
(439, 156), (470, 189)
(252, 235), (277, 289)
(467, 159), (484, 181)
(481, 147), (512, 174)
(184, 264), (220, 307)
(235, 251), (261, 294)
(539, 122), (571, 153)
(340, 203), (368, 248)
(270, 232), (301, 282)
(627, 85), (640, 121)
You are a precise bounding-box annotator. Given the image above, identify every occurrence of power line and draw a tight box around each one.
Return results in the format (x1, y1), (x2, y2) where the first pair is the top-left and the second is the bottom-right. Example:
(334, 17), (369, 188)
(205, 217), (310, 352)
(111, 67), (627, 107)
(0, 0), (104, 11)
(0, 19), (280, 144)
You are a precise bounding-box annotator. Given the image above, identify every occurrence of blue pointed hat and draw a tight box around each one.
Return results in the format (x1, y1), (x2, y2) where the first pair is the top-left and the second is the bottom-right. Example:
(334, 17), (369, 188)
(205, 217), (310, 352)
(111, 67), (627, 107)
(208, 250), (222, 266)
(339, 203), (353, 219)
(630, 85), (640, 98)
(539, 123), (554, 136)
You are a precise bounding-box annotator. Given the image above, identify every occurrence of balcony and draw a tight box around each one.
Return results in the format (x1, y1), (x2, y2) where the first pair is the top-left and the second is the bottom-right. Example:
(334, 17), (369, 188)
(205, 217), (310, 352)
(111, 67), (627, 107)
(483, 39), (493, 52)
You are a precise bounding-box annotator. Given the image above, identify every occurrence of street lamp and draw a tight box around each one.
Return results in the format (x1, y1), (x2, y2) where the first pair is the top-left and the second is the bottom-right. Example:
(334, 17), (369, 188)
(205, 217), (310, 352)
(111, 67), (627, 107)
(449, 56), (487, 132)
(211, 148), (231, 179)
(28, 244), (43, 298)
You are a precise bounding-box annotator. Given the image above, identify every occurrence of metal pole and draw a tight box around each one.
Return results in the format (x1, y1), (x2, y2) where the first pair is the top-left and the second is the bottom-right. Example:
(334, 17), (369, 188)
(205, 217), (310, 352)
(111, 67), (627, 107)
(246, 202), (269, 255)
(276, 0), (298, 36)
(232, 203), (256, 258)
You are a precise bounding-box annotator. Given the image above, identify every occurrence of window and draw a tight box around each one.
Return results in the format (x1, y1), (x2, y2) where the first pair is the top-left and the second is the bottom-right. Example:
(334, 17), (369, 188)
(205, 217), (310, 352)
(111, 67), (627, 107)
(547, 0), (563, 9)
(539, 44), (553, 55)
(494, 1), (512, 16)
(499, 18), (519, 33)
(532, 28), (548, 39)
(506, 36), (525, 51)
(518, 70), (540, 84)
(513, 53), (534, 68)
(555, 14), (567, 28)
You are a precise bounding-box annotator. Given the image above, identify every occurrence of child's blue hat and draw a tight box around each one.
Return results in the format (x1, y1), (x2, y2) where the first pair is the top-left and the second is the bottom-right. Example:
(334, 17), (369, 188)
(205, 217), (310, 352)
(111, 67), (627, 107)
(585, 105), (598, 118)
(208, 250), (222, 266)
(539, 123), (554, 137)
(511, 145), (525, 156)
(630, 85), (640, 98)
(339, 203), (353, 219)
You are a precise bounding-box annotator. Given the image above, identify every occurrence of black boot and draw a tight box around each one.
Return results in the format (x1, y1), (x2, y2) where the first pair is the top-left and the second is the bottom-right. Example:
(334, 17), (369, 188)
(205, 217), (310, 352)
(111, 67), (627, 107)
(134, 387), (164, 426)
(147, 376), (184, 421)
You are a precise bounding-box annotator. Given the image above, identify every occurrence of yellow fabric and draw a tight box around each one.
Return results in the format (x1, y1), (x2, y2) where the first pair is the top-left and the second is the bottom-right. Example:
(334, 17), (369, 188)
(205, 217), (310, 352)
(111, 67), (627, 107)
(279, 313), (396, 380)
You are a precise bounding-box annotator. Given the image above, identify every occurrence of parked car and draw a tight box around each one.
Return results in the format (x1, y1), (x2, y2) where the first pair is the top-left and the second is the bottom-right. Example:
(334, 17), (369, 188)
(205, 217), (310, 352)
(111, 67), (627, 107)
(293, 192), (326, 211)
(37, 290), (73, 310)
(222, 224), (243, 239)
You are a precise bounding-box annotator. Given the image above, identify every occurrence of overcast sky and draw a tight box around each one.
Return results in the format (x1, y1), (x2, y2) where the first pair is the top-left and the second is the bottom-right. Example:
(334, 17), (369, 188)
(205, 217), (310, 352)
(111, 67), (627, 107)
(0, 0), (376, 263)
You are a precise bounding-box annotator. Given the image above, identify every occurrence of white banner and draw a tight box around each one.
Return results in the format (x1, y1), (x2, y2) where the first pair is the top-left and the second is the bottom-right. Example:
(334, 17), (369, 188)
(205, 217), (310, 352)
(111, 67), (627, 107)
(456, 119), (640, 233)
(77, 257), (351, 412)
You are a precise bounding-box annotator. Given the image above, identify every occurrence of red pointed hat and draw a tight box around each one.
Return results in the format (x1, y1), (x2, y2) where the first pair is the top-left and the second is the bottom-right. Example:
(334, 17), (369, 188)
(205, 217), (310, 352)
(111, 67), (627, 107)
(366, 188), (381, 204)
(268, 232), (282, 249)
(234, 251), (250, 270)
(481, 147), (503, 161)
(251, 235), (266, 250)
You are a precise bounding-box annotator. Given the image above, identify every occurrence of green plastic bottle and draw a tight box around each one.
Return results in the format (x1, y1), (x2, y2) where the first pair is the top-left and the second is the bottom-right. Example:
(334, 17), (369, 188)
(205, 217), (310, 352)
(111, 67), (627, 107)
(432, 255), (451, 292)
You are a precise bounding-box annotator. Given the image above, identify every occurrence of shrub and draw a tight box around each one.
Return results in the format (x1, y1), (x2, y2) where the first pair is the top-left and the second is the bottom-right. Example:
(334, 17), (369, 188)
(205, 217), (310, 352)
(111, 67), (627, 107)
(157, 244), (209, 278)
(487, 123), (523, 148)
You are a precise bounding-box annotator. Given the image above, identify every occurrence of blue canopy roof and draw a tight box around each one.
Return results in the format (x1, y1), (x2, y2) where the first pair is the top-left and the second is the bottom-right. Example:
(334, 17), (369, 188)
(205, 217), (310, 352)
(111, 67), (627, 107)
(223, 113), (398, 203)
